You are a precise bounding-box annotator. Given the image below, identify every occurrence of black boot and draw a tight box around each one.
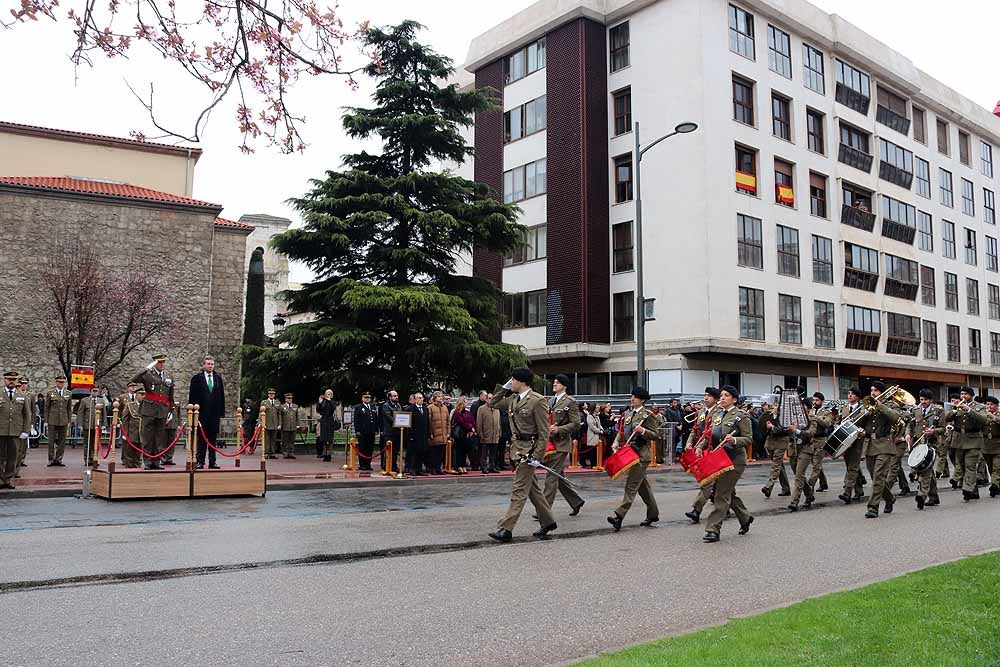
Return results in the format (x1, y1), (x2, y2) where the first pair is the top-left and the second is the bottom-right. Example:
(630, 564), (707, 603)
(488, 529), (512, 543)
(684, 509), (700, 524)
(533, 523), (557, 539)
(607, 514), (623, 532)
(915, 495), (925, 510)
(738, 516), (754, 535)
(702, 531), (720, 543)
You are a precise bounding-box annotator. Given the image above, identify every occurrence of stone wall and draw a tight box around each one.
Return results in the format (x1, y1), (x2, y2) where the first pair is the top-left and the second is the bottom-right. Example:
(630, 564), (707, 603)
(210, 226), (250, 412)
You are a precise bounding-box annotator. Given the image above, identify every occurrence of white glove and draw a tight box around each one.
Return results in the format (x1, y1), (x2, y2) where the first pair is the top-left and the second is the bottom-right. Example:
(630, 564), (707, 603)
(19, 432), (28, 440)
(503, 378), (513, 391)
(146, 360), (157, 369)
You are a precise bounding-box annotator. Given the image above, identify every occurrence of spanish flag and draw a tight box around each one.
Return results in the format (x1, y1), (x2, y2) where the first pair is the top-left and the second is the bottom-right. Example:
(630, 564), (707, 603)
(71, 366), (95, 390)
(776, 184), (794, 205)
(736, 170), (757, 195)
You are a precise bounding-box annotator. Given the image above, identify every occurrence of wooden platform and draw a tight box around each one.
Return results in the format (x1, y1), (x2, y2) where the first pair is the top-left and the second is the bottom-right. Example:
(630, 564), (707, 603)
(89, 467), (266, 500)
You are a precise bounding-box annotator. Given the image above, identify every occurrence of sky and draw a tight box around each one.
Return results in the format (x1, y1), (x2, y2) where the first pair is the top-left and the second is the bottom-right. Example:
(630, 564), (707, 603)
(2, 0), (999, 283)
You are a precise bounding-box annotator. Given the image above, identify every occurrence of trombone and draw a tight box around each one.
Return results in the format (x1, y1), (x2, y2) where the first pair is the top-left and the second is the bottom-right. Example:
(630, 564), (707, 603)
(683, 402), (705, 424)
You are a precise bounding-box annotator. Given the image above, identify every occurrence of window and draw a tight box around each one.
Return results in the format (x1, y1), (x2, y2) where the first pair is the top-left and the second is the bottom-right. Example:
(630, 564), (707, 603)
(913, 107), (927, 144)
(809, 172), (827, 217)
(612, 221), (634, 273)
(774, 158), (794, 206)
(947, 324), (961, 362)
(917, 211), (933, 252)
(503, 95), (546, 143)
(884, 254), (919, 300)
(778, 294), (802, 344)
(503, 290), (547, 328)
(506, 38), (546, 83)
(970, 328), (982, 365)
(728, 5), (755, 60)
(815, 300), (835, 349)
(735, 144), (757, 195)
(968, 278), (981, 316)
(879, 138), (914, 188)
(945, 272), (959, 311)
(923, 320), (938, 360)
(986, 189), (996, 225)
(806, 109), (825, 154)
(738, 286), (764, 340)
(962, 179), (975, 216)
(982, 141), (994, 178)
(838, 122), (873, 172)
(776, 224), (799, 276)
(943, 220), (956, 259)
(609, 22), (630, 72)
(803, 44), (824, 93)
(812, 235), (833, 284)
(771, 92), (791, 140)
(940, 169), (954, 207)
(503, 158), (547, 203)
(876, 87), (910, 134)
(959, 130), (971, 166)
(737, 214), (763, 269)
(988, 236), (998, 272)
(990, 284), (1000, 320)
(732, 77), (754, 126)
(880, 195), (916, 244)
(767, 25), (791, 78)
(841, 183), (875, 231)
(846, 305), (881, 351)
(937, 119), (950, 156)
(613, 88), (632, 136)
(503, 225), (547, 266)
(915, 157), (931, 198)
(921, 265), (936, 306)
(613, 291), (634, 342)
(835, 60), (871, 114)
(844, 242), (879, 292)
(992, 332), (1000, 367)
(886, 313), (921, 356)
(965, 228), (978, 266)
(613, 154), (632, 203)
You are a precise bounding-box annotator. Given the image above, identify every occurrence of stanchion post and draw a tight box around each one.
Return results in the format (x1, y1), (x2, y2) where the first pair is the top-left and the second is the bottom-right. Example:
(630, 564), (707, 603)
(105, 400), (119, 472)
(91, 398), (102, 469)
(192, 404), (200, 470)
(235, 408), (243, 469)
(384, 440), (394, 476)
(259, 404), (267, 470)
(396, 427), (406, 478)
(596, 436), (605, 471)
(570, 438), (579, 468)
(649, 439), (660, 468)
(185, 404), (194, 472)
(444, 438), (454, 474)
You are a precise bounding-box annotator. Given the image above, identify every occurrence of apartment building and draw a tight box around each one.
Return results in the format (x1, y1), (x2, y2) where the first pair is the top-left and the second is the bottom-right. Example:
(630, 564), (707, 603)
(462, 0), (1000, 398)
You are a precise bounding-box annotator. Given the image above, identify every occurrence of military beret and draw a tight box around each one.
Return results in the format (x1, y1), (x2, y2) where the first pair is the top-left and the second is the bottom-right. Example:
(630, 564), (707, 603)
(704, 386), (721, 399)
(871, 381), (888, 392)
(848, 386), (862, 396)
(2, 371), (19, 379)
(986, 396), (1000, 406)
(512, 367), (534, 383)
(720, 385), (740, 402)
(812, 392), (825, 401)
(961, 386), (975, 395)
(553, 374), (571, 388)
(949, 392), (960, 400)
(918, 388), (934, 399)
(631, 386), (650, 401)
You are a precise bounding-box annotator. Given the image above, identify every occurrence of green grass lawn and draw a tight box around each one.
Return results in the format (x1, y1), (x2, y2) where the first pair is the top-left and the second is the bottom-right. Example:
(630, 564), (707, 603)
(579, 551), (1000, 667)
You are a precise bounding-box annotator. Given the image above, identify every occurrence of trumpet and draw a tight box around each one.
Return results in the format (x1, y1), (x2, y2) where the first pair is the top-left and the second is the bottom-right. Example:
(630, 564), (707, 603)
(683, 402), (705, 424)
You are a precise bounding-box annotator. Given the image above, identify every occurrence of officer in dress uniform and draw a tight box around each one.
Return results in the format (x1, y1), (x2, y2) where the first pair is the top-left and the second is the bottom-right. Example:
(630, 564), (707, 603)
(15, 377), (33, 474)
(487, 367), (557, 542)
(683, 387), (720, 524)
(118, 382), (142, 468)
(353, 392), (379, 471)
(77, 386), (105, 466)
(943, 385), (987, 502)
(543, 375), (584, 515)
(0, 371), (31, 489)
(162, 401), (181, 466)
(807, 392), (832, 492)
(261, 388), (282, 459)
(279, 393), (300, 459)
(861, 381), (902, 519)
(701, 385), (754, 543)
(131, 354), (175, 470)
(907, 388), (944, 509)
(982, 397), (1000, 498)
(45, 375), (73, 467)
(787, 396), (818, 512)
(607, 386), (660, 532)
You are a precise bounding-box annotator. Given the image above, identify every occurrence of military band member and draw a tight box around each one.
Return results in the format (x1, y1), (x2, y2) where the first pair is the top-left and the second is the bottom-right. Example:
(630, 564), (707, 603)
(131, 354), (175, 470)
(118, 382), (142, 469)
(163, 401), (181, 466)
(838, 387), (868, 504)
(787, 397), (818, 511)
(907, 389), (944, 509)
(261, 388), (282, 459)
(983, 397), (1000, 498)
(684, 387), (720, 524)
(607, 386), (660, 532)
(935, 395), (955, 481)
(862, 381), (903, 519)
(946, 393), (963, 489)
(77, 386), (105, 466)
(760, 391), (792, 499)
(44, 375), (73, 467)
(487, 367), (557, 542)
(279, 393), (300, 459)
(701, 385), (754, 543)
(889, 403), (913, 497)
(943, 386), (987, 502)
(807, 392), (832, 491)
(543, 375), (584, 515)
(0, 371), (31, 489)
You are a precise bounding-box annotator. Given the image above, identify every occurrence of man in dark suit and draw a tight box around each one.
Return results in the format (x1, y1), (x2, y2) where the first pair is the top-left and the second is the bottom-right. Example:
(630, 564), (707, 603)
(405, 392), (431, 476)
(353, 392), (379, 471)
(188, 356), (226, 469)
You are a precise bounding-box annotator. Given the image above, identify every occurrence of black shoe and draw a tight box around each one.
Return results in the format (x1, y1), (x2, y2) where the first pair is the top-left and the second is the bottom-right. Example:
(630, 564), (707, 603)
(640, 516), (659, 527)
(787, 504), (798, 512)
(702, 531), (720, 543)
(935, 472), (943, 479)
(47, 462), (57, 467)
(208, 464), (221, 469)
(915, 495), (925, 510)
(0, 483), (14, 489)
(990, 484), (1000, 498)
(14, 473), (20, 478)
(865, 509), (878, 519)
(163, 461), (176, 466)
(777, 490), (791, 497)
(284, 455), (297, 459)
(884, 501), (894, 514)
(533, 523), (557, 539)
(195, 463), (204, 470)
(147, 465), (162, 470)
(804, 497), (814, 509)
(488, 529), (512, 543)
(569, 501), (584, 517)
(972, 489), (981, 499)
(738, 516), (754, 535)
(926, 497), (940, 506)
(898, 488), (911, 497)
(322, 455), (332, 462)
(854, 489), (865, 500)
(266, 455), (278, 460)
(761, 486), (772, 498)
(950, 479), (960, 489)
(607, 514), (623, 532)
(817, 484), (829, 492)
(908, 472), (917, 482)
(685, 510), (700, 524)
(839, 493), (852, 505)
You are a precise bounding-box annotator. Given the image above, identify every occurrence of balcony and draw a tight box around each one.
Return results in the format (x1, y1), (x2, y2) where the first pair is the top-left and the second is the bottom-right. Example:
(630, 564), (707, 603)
(879, 161), (914, 189)
(836, 82), (871, 115)
(841, 204), (876, 232)
(839, 143), (874, 173)
(844, 267), (879, 292)
(876, 105), (911, 135)
(846, 330), (880, 351)
(881, 219), (916, 245)
(886, 335), (921, 356)
(884, 278), (919, 301)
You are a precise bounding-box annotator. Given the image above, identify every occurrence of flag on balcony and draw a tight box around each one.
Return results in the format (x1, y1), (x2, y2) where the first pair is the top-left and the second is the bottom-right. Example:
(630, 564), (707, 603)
(736, 170), (757, 194)
(776, 184), (794, 205)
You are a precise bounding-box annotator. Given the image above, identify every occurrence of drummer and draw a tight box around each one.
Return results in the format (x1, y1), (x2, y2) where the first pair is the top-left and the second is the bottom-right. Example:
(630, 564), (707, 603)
(700, 385), (754, 543)
(907, 388), (944, 510)
(607, 386), (660, 532)
(982, 397), (1000, 499)
(683, 386), (721, 525)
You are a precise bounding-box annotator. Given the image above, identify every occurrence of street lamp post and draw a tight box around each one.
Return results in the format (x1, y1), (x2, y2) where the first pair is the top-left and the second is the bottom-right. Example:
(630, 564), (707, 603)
(633, 121), (699, 387)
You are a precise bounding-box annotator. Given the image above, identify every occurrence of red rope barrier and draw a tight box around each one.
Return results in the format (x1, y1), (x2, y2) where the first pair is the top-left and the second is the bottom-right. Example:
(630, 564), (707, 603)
(354, 443), (389, 460)
(198, 424), (254, 458)
(119, 423), (186, 459)
(97, 427), (111, 459)
(244, 425), (265, 454)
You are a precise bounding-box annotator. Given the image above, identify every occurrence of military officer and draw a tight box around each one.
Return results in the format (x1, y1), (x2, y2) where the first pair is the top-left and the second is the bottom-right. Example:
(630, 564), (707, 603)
(907, 388), (944, 509)
(261, 388), (282, 459)
(787, 396), (818, 511)
(807, 392), (833, 492)
(45, 375), (73, 467)
(131, 354), (174, 470)
(162, 401), (182, 466)
(543, 375), (584, 515)
(607, 386), (660, 532)
(760, 392), (792, 499)
(0, 371), (31, 489)
(279, 393), (300, 459)
(943, 386), (988, 502)
(683, 387), (721, 524)
(982, 397), (1000, 498)
(487, 367), (557, 542)
(15, 377), (34, 473)
(118, 382), (142, 468)
(838, 387), (868, 504)
(701, 385), (754, 543)
(862, 381), (902, 519)
(77, 386), (105, 465)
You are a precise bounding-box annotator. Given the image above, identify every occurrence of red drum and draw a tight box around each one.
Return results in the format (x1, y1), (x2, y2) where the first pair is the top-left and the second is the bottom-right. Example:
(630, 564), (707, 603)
(678, 447), (699, 473)
(544, 441), (558, 459)
(687, 447), (735, 487)
(604, 445), (641, 480)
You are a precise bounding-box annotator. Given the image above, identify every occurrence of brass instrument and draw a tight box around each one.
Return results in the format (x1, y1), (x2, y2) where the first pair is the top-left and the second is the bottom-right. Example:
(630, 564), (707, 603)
(683, 401), (705, 424)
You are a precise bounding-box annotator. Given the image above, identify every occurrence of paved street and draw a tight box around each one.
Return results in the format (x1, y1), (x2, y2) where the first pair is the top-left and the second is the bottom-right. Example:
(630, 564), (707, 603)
(2, 470), (999, 666)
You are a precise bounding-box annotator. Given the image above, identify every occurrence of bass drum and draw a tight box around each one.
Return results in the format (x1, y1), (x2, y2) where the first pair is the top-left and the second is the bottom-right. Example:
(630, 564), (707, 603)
(824, 421), (861, 458)
(907, 442), (936, 473)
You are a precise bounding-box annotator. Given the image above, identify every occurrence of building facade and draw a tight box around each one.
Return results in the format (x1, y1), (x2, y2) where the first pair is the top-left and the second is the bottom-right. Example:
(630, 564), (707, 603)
(463, 0), (1000, 399)
(241, 213), (293, 337)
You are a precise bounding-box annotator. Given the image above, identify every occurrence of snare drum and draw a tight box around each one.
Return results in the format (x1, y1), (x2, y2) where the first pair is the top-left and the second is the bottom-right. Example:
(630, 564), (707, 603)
(907, 442), (936, 473)
(604, 445), (640, 480)
(825, 421), (861, 458)
(688, 447), (735, 487)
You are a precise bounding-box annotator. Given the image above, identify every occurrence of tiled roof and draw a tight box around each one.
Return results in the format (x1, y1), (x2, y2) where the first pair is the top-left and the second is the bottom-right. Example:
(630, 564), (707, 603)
(0, 176), (219, 209)
(0, 120), (202, 158)
(215, 217), (255, 231)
